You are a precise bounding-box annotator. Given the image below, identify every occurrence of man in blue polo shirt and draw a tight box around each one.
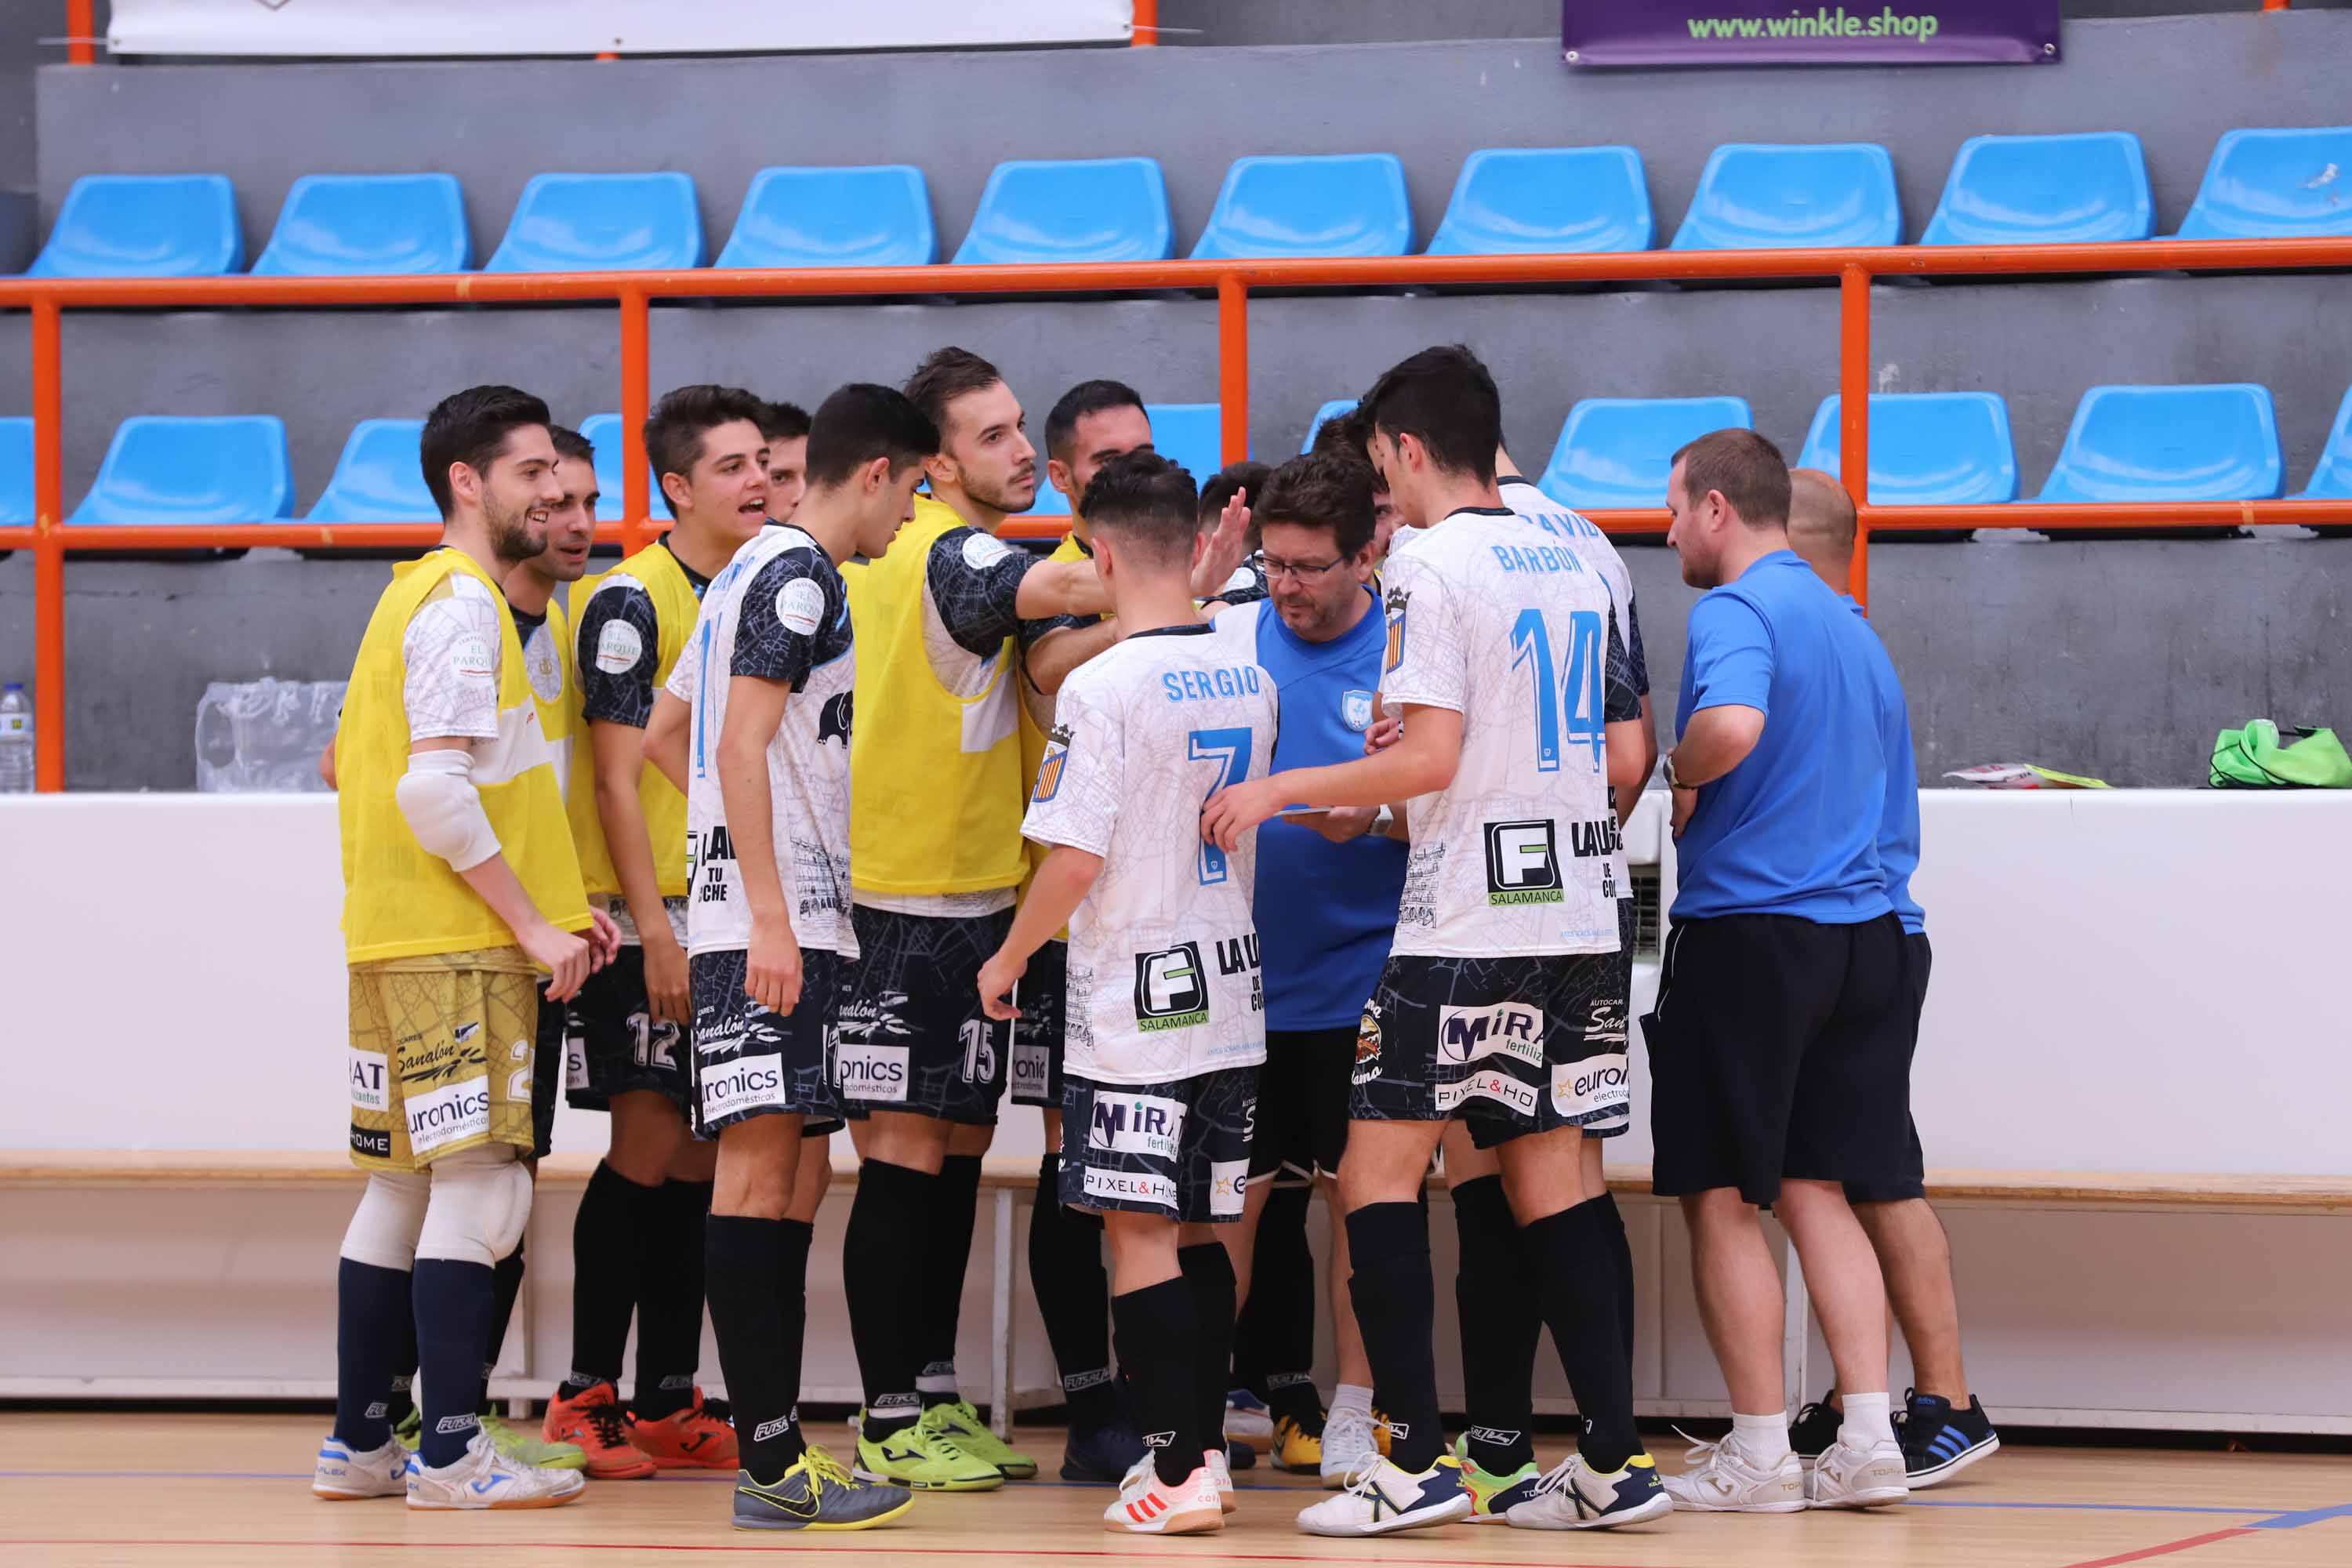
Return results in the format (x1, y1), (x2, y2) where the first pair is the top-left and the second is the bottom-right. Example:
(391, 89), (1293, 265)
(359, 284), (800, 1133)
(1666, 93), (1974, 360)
(1214, 448), (1403, 1486)
(1650, 430), (1911, 1516)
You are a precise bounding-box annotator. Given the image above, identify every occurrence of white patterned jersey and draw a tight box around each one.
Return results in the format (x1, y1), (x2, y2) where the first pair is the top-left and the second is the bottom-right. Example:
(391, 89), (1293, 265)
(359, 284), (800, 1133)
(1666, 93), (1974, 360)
(1377, 506), (1641, 959)
(666, 524), (858, 960)
(1022, 619), (1278, 1086)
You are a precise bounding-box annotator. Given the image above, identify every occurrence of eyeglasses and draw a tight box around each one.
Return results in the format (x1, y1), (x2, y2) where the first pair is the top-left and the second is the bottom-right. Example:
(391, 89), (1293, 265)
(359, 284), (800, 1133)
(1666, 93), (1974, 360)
(1255, 551), (1349, 583)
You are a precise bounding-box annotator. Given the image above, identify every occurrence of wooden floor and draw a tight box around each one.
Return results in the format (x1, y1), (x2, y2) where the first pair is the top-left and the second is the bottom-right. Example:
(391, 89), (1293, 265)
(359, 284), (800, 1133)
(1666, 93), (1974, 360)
(2, 1414), (2347, 1568)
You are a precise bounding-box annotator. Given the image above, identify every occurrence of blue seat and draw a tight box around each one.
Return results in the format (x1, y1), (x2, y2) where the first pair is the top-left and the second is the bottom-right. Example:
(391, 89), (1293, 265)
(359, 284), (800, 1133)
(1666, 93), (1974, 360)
(27, 174), (243, 278)
(1670, 143), (1901, 251)
(579, 413), (661, 521)
(2037, 384), (2282, 505)
(1300, 398), (1357, 454)
(717, 165), (936, 269)
(251, 174), (469, 276)
(1795, 394), (2018, 506)
(1190, 154), (1412, 260)
(69, 416), (295, 528)
(2292, 386), (2352, 499)
(1920, 133), (2151, 247)
(306, 419), (441, 522)
(1425, 147), (1653, 256)
(2174, 127), (2352, 240)
(953, 158), (1171, 265)
(1536, 397), (1752, 510)
(0, 419), (31, 527)
(485, 173), (704, 273)
(1025, 401), (1230, 514)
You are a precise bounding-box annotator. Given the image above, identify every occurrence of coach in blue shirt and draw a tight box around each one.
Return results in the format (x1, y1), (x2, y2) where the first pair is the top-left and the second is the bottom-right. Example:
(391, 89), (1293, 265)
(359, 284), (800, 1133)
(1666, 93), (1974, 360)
(1649, 430), (1915, 1512)
(1220, 448), (1401, 1473)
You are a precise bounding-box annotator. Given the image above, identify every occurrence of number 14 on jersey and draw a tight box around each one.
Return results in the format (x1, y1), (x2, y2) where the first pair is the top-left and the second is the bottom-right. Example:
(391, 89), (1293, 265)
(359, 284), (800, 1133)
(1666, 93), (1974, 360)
(1509, 608), (1606, 772)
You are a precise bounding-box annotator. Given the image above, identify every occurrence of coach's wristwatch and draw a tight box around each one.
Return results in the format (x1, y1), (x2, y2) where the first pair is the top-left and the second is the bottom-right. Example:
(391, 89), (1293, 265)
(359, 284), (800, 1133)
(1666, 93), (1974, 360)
(1367, 804), (1396, 840)
(1664, 754), (1697, 791)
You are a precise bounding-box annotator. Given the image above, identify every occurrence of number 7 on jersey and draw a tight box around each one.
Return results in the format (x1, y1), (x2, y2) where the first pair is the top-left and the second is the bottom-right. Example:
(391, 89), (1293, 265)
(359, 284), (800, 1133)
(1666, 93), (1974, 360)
(1189, 727), (1254, 885)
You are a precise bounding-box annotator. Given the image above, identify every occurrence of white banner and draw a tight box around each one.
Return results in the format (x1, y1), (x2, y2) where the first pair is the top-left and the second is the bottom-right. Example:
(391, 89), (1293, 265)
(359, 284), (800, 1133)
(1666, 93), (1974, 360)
(109, 0), (1135, 57)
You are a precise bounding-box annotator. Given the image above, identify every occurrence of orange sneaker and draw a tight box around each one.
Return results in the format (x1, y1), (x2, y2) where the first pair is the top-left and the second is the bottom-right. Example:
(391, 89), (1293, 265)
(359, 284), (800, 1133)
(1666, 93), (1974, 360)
(542, 1381), (658, 1479)
(630, 1388), (740, 1470)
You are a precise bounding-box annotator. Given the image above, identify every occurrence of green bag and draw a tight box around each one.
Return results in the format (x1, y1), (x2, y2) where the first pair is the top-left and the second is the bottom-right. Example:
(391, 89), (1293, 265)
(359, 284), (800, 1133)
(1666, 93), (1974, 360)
(2209, 720), (2352, 789)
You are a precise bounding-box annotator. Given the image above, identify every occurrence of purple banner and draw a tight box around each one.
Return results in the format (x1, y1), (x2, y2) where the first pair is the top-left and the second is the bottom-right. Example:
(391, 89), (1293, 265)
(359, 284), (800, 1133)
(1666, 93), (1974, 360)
(1564, 0), (2059, 66)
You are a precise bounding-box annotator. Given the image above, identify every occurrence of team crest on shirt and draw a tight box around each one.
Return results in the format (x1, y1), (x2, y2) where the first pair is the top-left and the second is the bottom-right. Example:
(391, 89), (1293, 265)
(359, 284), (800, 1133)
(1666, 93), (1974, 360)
(1341, 690), (1376, 732)
(1033, 723), (1073, 802)
(525, 632), (563, 703)
(1383, 587), (1410, 673)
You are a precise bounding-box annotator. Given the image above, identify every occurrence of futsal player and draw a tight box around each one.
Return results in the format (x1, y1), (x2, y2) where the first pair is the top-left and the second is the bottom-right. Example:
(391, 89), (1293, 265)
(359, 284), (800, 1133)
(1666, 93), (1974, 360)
(836, 348), (1247, 1490)
(1782, 469), (2000, 1486)
(318, 386), (614, 1510)
(1210, 451), (1400, 1487)
(761, 400), (811, 522)
(641, 382), (938, 1530)
(978, 448), (1279, 1536)
(1202, 347), (1668, 1537)
(546, 387), (776, 1478)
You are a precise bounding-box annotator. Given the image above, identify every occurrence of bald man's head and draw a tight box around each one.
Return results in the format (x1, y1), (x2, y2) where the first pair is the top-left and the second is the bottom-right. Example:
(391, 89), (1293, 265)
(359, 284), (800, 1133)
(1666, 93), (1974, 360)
(1787, 467), (1857, 590)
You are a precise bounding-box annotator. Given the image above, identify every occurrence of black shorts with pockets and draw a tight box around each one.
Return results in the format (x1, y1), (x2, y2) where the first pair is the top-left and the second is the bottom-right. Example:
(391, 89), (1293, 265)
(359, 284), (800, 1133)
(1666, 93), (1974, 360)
(688, 946), (844, 1139)
(1247, 1026), (1355, 1183)
(1008, 937), (1067, 1111)
(1061, 1066), (1260, 1224)
(837, 905), (1014, 1125)
(564, 945), (692, 1115)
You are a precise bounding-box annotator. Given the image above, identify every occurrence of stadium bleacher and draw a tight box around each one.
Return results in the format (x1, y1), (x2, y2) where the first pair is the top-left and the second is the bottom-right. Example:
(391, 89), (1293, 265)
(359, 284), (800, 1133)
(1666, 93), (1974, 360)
(1795, 393), (2021, 507)
(65, 414), (294, 539)
(1536, 396), (1757, 511)
(481, 170), (706, 273)
(250, 172), (471, 277)
(2035, 382), (2285, 506)
(1669, 142), (1903, 251)
(1189, 152), (1415, 259)
(27, 172), (243, 278)
(1918, 132), (2154, 248)
(303, 419), (440, 524)
(953, 157), (1174, 265)
(714, 164), (938, 269)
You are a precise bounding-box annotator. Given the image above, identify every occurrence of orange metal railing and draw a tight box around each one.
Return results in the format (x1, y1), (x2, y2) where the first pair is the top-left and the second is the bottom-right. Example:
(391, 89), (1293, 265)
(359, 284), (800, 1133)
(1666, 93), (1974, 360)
(4, 236), (2351, 789)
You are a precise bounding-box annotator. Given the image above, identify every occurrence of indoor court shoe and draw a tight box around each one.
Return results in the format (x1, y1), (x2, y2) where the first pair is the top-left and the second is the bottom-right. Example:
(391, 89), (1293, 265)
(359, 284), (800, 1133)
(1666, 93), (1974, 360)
(853, 1406), (1005, 1491)
(1789, 1392), (1842, 1466)
(1504, 1454), (1673, 1531)
(392, 1407), (421, 1450)
(1104, 1456), (1225, 1534)
(630, 1387), (740, 1469)
(1225, 1388), (1275, 1453)
(1296, 1453), (1474, 1537)
(1318, 1402), (1381, 1487)
(477, 1406), (584, 1470)
(734, 1446), (914, 1531)
(1457, 1441), (1543, 1523)
(1807, 1434), (1911, 1509)
(1059, 1417), (1147, 1483)
(1900, 1392), (2000, 1487)
(313, 1435), (409, 1500)
(405, 1431), (588, 1509)
(1271, 1411), (1323, 1472)
(542, 1381), (657, 1479)
(1660, 1431), (1806, 1512)
(930, 1396), (1037, 1479)
(1205, 1446), (1239, 1513)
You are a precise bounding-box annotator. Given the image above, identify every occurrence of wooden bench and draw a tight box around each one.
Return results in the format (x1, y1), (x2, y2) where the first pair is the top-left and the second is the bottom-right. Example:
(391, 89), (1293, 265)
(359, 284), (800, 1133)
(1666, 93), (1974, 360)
(6, 1152), (2347, 1431)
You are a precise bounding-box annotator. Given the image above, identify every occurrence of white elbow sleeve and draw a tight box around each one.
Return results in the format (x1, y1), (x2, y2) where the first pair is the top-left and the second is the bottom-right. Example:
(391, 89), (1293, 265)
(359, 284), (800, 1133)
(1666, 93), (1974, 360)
(395, 748), (501, 871)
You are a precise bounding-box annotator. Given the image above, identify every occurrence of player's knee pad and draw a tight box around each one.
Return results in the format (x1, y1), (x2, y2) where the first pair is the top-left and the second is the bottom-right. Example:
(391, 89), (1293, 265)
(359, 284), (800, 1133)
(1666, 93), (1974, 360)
(339, 1169), (430, 1271)
(416, 1145), (532, 1267)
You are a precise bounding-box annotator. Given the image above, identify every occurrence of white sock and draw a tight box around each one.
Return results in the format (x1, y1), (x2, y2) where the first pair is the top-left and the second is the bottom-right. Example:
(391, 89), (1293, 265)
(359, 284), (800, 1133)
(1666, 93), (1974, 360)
(1730, 1410), (1791, 1466)
(1331, 1383), (1374, 1417)
(1839, 1392), (1894, 1447)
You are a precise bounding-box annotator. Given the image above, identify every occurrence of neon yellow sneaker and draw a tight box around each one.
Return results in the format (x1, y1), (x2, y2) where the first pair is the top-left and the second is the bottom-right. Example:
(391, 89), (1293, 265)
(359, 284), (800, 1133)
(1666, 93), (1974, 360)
(1272, 1413), (1324, 1473)
(851, 1406), (1004, 1492)
(929, 1398), (1037, 1479)
(1455, 1436), (1542, 1523)
(478, 1407), (586, 1472)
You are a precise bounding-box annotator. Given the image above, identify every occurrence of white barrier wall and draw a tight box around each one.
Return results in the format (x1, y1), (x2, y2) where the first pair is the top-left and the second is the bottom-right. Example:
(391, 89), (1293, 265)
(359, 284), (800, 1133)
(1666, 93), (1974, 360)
(3, 789), (2349, 1428)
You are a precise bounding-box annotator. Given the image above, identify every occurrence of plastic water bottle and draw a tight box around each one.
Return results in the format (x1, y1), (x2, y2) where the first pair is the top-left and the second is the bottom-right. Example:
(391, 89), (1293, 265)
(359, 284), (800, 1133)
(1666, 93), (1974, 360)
(0, 684), (32, 793)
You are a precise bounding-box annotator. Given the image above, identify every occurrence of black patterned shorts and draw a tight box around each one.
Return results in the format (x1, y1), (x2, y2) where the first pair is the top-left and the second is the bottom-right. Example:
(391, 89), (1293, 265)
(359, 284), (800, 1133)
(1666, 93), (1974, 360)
(837, 905), (1014, 1125)
(1009, 938), (1067, 1110)
(1060, 1065), (1260, 1224)
(532, 989), (561, 1161)
(687, 946), (844, 1138)
(564, 946), (692, 1115)
(1351, 950), (1629, 1150)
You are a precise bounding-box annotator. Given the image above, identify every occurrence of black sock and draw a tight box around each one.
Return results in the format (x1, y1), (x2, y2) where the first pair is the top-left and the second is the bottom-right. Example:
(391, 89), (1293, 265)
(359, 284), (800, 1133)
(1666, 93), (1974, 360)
(1178, 1243), (1237, 1468)
(481, 1238), (525, 1388)
(633, 1178), (713, 1421)
(1451, 1175), (1539, 1474)
(561, 1161), (659, 1399)
(704, 1214), (805, 1482)
(1112, 1276), (1198, 1487)
(1524, 1199), (1639, 1473)
(916, 1153), (983, 1409)
(1593, 1191), (1636, 1368)
(1237, 1182), (1319, 1429)
(333, 1258), (411, 1451)
(1345, 1202), (1443, 1472)
(1028, 1152), (1118, 1427)
(413, 1258), (495, 1468)
(775, 1217), (815, 1448)
(383, 1303), (420, 1431)
(844, 1159), (936, 1437)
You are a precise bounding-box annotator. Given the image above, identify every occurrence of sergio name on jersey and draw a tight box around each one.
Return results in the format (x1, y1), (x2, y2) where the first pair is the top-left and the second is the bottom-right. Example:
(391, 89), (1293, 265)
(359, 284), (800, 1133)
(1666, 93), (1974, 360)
(666, 524), (858, 960)
(1022, 620), (1279, 1086)
(1378, 508), (1641, 958)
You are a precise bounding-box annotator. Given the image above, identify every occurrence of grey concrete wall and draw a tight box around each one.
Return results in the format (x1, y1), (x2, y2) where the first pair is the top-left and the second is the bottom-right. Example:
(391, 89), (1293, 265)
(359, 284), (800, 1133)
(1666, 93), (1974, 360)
(35, 12), (2352, 258)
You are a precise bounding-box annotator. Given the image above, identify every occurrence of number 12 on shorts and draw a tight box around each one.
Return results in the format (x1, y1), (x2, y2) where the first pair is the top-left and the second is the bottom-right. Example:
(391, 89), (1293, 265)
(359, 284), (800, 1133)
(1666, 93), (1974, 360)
(1509, 608), (1605, 772)
(1189, 727), (1253, 885)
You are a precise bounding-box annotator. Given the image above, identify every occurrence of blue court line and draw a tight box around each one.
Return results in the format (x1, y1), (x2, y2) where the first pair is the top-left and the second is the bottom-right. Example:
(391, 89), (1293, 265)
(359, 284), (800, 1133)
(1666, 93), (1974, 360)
(2248, 1501), (2352, 1530)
